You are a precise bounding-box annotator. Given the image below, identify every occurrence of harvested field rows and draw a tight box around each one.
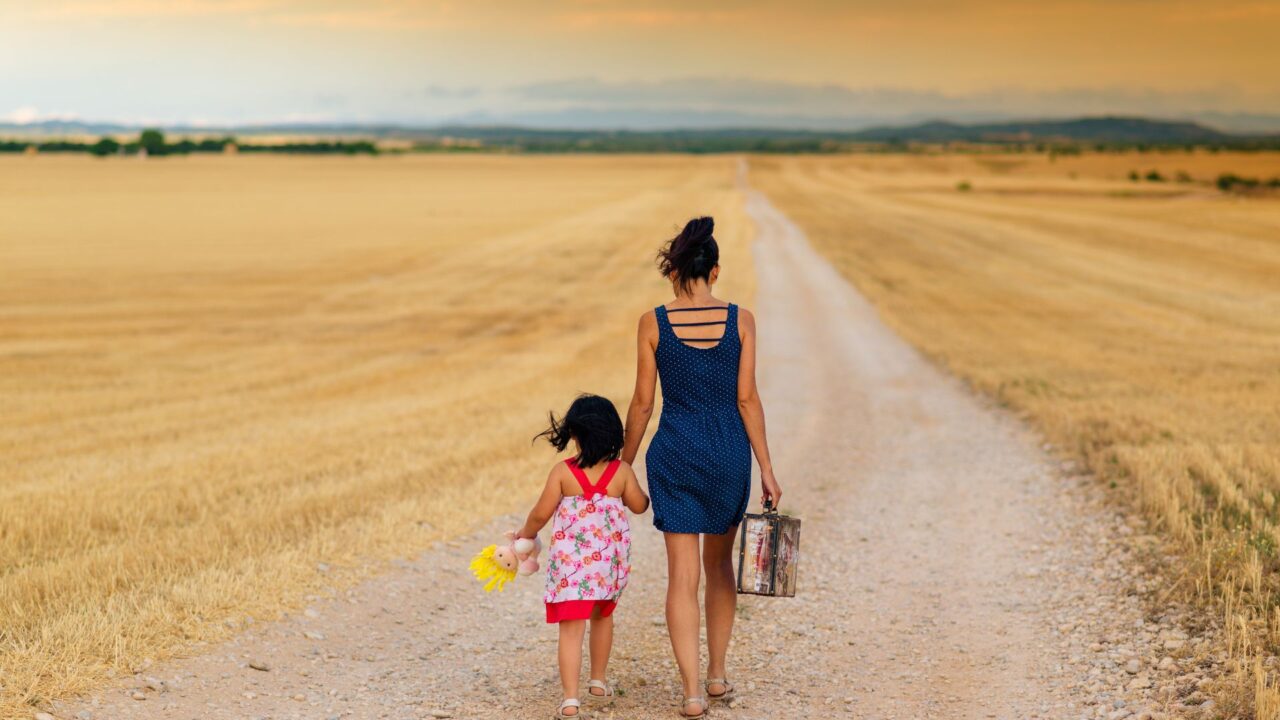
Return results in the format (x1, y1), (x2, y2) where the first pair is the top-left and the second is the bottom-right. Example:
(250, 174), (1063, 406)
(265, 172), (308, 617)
(0, 155), (753, 715)
(750, 151), (1280, 715)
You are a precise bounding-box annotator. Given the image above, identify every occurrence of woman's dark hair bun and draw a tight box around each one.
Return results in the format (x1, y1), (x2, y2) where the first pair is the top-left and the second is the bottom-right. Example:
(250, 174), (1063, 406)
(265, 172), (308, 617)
(657, 216), (719, 293)
(533, 393), (624, 468)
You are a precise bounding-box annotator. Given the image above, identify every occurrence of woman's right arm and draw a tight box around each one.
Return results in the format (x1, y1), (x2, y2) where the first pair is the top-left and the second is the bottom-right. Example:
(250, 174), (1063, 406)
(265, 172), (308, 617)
(736, 308), (782, 508)
(621, 311), (658, 465)
(620, 464), (650, 514)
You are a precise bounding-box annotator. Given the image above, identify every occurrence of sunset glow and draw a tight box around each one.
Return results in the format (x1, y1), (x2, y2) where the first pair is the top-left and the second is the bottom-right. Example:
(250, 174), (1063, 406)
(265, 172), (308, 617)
(1, 0), (1277, 128)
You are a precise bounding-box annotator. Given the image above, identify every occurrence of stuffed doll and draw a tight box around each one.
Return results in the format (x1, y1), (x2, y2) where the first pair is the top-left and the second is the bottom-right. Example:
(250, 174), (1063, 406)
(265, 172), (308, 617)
(469, 531), (542, 592)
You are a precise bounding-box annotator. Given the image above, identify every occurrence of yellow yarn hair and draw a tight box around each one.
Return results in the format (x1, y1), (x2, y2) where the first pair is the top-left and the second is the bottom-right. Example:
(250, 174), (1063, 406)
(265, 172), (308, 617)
(469, 544), (517, 593)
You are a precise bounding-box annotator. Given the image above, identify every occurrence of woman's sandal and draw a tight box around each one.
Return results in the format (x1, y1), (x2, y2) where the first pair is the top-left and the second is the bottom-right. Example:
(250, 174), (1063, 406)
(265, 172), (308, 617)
(705, 678), (736, 703)
(678, 695), (708, 719)
(585, 679), (614, 701)
(556, 698), (583, 719)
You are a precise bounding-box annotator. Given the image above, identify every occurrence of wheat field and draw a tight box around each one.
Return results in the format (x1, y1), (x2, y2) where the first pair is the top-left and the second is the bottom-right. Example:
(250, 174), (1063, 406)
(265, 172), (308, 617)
(7, 148), (1279, 715)
(0, 154), (754, 714)
(750, 150), (1280, 714)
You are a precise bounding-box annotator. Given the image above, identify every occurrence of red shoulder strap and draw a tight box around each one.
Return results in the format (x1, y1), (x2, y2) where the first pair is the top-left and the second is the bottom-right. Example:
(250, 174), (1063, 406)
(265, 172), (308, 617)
(592, 460), (622, 494)
(565, 458), (595, 495)
(565, 458), (621, 496)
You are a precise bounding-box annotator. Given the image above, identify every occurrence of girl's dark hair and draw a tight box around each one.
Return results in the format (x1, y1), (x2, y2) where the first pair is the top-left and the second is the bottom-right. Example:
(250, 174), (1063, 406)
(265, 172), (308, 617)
(657, 216), (719, 293)
(534, 393), (624, 468)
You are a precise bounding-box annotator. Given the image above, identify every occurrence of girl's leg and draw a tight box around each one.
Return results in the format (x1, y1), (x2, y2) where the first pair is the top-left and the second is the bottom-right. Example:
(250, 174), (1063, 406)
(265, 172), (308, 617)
(664, 532), (703, 712)
(587, 605), (613, 694)
(703, 526), (738, 696)
(558, 619), (587, 714)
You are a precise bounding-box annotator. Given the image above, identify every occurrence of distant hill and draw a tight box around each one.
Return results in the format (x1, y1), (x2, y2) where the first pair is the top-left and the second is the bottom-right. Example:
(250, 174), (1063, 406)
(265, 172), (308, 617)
(417, 117), (1274, 150)
(0, 114), (1251, 143)
(849, 116), (1235, 144)
(0, 119), (135, 135)
(4, 115), (1278, 154)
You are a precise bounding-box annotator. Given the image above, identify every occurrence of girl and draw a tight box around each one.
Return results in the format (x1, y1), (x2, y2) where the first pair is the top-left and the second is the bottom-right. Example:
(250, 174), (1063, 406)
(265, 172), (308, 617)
(517, 393), (650, 719)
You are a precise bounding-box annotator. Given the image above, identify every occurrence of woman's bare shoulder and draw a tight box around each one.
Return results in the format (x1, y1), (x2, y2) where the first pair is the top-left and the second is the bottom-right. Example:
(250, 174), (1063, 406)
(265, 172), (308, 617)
(637, 309), (659, 337)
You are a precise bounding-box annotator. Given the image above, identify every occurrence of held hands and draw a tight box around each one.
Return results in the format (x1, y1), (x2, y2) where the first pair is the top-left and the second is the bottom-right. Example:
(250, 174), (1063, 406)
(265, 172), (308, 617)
(760, 467), (782, 509)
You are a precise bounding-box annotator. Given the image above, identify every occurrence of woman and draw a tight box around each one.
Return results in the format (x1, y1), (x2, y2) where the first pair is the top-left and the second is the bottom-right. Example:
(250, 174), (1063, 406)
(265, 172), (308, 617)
(621, 216), (782, 719)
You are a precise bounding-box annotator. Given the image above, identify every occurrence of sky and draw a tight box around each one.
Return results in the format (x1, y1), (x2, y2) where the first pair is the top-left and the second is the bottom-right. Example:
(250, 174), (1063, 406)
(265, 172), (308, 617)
(2, 0), (1278, 130)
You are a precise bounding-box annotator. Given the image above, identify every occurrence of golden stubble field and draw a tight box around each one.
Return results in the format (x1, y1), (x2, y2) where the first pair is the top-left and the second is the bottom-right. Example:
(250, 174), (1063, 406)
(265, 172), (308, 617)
(0, 154), (754, 714)
(8, 148), (1280, 716)
(750, 150), (1280, 715)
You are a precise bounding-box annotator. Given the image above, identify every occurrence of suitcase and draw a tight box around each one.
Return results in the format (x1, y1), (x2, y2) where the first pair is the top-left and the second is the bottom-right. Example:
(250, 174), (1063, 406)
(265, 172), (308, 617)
(736, 500), (800, 597)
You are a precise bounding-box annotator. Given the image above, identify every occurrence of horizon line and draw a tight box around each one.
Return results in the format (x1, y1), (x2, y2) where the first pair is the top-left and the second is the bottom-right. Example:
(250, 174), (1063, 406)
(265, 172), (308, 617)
(0, 112), (1272, 135)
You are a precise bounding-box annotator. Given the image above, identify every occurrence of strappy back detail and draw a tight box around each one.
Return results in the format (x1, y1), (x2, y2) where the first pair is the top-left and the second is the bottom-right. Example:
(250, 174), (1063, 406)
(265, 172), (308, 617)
(665, 306), (729, 312)
(656, 304), (737, 350)
(566, 458), (622, 497)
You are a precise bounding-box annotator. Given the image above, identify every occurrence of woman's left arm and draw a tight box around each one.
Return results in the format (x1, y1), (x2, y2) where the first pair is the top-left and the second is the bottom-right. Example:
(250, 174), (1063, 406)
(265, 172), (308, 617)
(736, 308), (782, 508)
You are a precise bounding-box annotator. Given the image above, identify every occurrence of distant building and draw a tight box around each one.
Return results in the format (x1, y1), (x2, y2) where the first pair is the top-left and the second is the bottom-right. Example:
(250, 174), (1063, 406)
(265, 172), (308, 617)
(223, 142), (238, 155)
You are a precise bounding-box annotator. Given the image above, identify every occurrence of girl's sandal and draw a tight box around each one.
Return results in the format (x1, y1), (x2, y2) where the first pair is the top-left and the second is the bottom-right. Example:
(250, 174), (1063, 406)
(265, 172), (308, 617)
(556, 698), (584, 719)
(585, 679), (614, 701)
(705, 678), (736, 703)
(678, 696), (708, 719)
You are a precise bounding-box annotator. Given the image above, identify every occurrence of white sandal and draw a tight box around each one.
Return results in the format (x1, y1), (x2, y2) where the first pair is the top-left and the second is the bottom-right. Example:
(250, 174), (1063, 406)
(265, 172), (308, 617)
(556, 698), (583, 719)
(585, 679), (614, 701)
(678, 696), (707, 719)
(705, 677), (736, 702)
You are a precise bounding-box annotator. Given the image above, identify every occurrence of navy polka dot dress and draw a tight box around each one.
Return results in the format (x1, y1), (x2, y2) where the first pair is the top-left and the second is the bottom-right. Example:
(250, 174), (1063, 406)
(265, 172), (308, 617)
(645, 303), (752, 535)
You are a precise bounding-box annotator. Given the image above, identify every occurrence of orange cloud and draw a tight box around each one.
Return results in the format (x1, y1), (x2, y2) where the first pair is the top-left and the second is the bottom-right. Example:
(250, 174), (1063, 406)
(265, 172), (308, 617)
(557, 8), (744, 29)
(36, 0), (283, 18)
(32, 0), (458, 28)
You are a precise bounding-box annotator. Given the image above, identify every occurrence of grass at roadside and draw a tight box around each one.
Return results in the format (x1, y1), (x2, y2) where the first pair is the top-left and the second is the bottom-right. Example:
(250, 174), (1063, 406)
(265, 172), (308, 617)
(750, 151), (1280, 718)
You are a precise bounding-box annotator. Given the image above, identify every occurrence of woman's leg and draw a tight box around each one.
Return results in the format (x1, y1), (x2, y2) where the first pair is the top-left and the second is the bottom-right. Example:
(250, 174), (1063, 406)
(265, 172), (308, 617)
(703, 526), (738, 695)
(587, 605), (613, 693)
(664, 532), (704, 710)
(558, 619), (587, 713)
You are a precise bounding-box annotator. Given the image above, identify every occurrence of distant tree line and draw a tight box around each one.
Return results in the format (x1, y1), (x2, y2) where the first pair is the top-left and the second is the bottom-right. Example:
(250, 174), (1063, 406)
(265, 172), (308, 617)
(1216, 173), (1280, 192)
(236, 140), (379, 155)
(1123, 168), (1280, 193)
(0, 129), (378, 156)
(872, 140), (1280, 154)
(411, 134), (1280, 155)
(413, 137), (848, 154)
(5, 127), (1280, 157)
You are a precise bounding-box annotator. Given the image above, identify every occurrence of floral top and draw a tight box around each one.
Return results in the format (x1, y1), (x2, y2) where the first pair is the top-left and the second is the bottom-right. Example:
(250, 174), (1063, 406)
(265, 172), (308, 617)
(544, 459), (632, 606)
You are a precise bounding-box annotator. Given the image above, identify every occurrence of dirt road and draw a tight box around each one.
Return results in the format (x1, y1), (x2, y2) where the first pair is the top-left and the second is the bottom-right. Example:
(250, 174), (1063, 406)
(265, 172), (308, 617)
(58, 179), (1194, 720)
